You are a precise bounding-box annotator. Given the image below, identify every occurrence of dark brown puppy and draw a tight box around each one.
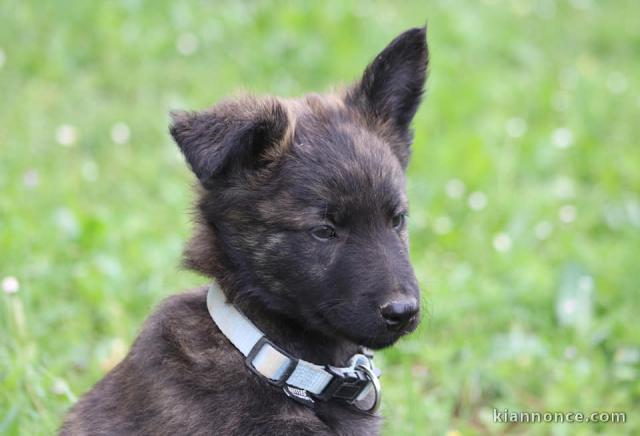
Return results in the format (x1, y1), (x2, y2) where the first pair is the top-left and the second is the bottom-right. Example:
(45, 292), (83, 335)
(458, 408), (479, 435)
(62, 27), (428, 436)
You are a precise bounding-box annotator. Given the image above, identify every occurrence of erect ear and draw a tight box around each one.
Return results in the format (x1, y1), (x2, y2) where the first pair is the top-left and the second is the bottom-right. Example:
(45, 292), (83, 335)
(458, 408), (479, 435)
(170, 97), (289, 187)
(348, 26), (428, 133)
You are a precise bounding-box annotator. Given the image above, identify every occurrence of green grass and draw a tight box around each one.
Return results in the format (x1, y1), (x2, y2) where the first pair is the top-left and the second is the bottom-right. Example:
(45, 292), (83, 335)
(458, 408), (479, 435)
(1, 1), (639, 434)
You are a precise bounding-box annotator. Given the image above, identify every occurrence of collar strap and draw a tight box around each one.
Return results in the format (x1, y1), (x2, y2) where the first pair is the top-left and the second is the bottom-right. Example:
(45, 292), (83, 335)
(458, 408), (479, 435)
(206, 284), (381, 412)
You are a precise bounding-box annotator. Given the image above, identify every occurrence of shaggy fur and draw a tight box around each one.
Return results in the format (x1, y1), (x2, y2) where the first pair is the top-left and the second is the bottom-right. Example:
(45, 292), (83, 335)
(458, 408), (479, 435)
(62, 26), (428, 436)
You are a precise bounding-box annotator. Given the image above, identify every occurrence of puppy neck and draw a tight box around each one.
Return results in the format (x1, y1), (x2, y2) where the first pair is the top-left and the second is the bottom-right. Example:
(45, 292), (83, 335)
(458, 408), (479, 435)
(229, 288), (361, 367)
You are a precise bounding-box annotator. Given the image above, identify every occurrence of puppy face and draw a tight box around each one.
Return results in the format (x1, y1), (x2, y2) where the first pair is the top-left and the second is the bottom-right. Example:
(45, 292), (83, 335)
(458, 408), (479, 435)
(171, 27), (428, 349)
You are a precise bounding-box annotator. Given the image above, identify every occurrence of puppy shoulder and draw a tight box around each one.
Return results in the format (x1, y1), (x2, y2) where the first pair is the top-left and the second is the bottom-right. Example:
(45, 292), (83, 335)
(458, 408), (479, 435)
(131, 286), (242, 370)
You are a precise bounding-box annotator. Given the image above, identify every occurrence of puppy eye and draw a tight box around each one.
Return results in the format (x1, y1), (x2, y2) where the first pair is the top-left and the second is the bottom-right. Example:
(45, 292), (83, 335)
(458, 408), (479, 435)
(310, 225), (337, 241)
(392, 213), (406, 230)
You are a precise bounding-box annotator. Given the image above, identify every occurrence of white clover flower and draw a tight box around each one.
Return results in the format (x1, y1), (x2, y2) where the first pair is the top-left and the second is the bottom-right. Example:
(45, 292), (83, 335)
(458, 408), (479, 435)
(560, 298), (577, 316)
(468, 191), (488, 211)
(54, 207), (80, 237)
(445, 179), (465, 199)
(552, 176), (576, 199)
(492, 233), (512, 253)
(52, 378), (69, 396)
(559, 204), (577, 223)
(564, 346), (577, 360)
(505, 117), (527, 138)
(177, 32), (199, 56)
(23, 169), (39, 188)
(2, 276), (19, 294)
(534, 221), (553, 240)
(110, 122), (131, 144)
(551, 127), (574, 149)
(433, 216), (452, 234)
(56, 124), (78, 146)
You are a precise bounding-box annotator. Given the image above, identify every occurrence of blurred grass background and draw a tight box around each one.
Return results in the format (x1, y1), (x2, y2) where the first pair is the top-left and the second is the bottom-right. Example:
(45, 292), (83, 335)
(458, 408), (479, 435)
(1, 0), (639, 434)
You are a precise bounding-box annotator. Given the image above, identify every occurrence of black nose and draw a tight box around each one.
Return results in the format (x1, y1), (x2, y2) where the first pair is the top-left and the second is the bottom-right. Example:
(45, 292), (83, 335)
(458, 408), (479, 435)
(380, 300), (419, 330)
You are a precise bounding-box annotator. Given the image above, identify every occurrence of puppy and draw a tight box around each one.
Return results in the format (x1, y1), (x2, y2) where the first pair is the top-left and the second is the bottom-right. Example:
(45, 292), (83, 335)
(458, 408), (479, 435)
(62, 26), (428, 436)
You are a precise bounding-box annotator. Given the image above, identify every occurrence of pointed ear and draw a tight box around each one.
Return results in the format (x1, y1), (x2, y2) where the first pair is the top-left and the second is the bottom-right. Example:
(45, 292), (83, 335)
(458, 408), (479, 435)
(348, 26), (428, 131)
(170, 97), (289, 187)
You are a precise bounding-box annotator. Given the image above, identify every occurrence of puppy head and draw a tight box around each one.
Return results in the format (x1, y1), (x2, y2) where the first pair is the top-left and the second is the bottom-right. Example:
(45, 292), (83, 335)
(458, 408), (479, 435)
(171, 27), (428, 349)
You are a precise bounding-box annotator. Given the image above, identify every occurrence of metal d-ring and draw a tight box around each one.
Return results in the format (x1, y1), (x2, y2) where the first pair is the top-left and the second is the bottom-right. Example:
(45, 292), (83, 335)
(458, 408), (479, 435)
(355, 364), (381, 413)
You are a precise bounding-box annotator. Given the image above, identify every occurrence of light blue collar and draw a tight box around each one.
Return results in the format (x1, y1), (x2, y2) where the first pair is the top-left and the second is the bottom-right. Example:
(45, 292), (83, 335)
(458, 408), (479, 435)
(206, 283), (381, 412)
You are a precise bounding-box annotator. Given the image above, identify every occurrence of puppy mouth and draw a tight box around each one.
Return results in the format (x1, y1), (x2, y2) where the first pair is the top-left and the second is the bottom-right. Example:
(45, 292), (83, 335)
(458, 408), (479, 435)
(349, 327), (416, 350)
(358, 320), (419, 350)
(314, 309), (419, 350)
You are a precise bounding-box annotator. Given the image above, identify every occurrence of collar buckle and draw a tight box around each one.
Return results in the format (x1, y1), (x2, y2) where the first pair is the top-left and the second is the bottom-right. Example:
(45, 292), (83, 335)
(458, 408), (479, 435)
(319, 367), (370, 402)
(314, 354), (382, 413)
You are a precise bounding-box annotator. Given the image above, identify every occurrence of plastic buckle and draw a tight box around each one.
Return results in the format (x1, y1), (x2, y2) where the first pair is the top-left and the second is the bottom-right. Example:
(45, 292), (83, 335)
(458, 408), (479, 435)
(245, 336), (297, 387)
(332, 371), (371, 402)
(313, 366), (368, 403)
(315, 355), (381, 413)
